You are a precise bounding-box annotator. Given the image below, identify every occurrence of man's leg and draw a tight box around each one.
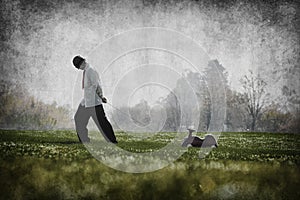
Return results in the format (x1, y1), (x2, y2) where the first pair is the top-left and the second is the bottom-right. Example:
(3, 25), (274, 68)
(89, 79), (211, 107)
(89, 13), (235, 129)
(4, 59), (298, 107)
(74, 104), (91, 142)
(92, 104), (117, 143)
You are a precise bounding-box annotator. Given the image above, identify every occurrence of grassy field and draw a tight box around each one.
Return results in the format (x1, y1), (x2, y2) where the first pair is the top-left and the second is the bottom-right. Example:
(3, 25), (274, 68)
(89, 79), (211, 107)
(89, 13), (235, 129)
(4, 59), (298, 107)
(0, 129), (299, 200)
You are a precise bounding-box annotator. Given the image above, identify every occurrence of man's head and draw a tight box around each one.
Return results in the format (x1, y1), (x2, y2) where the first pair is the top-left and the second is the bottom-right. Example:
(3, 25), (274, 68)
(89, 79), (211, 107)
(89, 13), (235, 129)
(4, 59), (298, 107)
(73, 55), (86, 70)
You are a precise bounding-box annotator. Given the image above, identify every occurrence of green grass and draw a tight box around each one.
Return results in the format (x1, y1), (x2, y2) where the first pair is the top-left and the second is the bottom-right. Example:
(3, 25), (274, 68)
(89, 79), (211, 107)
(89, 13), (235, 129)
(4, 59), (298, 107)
(0, 130), (299, 200)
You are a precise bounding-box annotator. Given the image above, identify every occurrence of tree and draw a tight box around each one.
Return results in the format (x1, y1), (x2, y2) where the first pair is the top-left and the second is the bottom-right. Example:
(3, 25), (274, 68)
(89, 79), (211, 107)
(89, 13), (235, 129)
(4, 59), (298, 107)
(204, 60), (227, 132)
(240, 70), (268, 131)
(162, 93), (181, 132)
(258, 103), (292, 133)
(129, 99), (151, 127)
(225, 89), (248, 131)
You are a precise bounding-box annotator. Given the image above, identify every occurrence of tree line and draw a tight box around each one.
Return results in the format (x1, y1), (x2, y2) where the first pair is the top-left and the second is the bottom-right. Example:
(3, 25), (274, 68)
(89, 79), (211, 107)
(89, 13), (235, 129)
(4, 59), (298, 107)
(111, 60), (299, 133)
(1, 60), (299, 133)
(0, 80), (73, 130)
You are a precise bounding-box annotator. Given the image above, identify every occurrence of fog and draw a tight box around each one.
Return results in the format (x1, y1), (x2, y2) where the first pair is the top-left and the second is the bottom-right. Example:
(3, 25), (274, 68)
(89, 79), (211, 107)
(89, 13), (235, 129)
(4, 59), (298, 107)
(1, 0), (299, 113)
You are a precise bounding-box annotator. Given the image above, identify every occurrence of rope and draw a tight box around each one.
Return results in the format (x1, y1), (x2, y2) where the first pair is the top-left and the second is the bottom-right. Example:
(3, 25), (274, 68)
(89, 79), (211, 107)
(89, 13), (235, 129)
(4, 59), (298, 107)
(105, 102), (153, 129)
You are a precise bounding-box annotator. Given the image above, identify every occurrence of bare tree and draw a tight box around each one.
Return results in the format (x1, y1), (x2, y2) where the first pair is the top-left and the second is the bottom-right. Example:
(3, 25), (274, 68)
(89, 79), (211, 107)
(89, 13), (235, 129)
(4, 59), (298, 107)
(240, 70), (268, 131)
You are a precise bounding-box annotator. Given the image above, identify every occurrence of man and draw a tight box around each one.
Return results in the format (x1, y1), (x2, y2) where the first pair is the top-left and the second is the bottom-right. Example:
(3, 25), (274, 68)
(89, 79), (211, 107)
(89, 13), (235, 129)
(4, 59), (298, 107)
(72, 55), (117, 143)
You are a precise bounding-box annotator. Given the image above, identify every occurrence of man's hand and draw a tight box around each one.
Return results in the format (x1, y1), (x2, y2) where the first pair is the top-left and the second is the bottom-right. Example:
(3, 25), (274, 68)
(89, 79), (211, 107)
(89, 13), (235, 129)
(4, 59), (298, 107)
(101, 97), (107, 103)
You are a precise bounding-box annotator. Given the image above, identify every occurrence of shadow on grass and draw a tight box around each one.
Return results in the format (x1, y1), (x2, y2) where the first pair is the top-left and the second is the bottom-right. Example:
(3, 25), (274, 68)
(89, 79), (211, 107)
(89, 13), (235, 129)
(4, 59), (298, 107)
(42, 141), (81, 145)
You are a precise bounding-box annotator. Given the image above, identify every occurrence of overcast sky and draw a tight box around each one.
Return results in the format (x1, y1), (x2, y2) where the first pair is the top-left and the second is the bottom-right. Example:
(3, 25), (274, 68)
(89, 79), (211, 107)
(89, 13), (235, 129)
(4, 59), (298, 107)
(1, 0), (299, 112)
